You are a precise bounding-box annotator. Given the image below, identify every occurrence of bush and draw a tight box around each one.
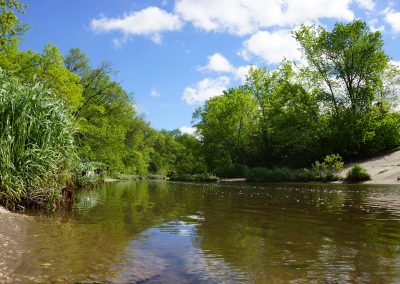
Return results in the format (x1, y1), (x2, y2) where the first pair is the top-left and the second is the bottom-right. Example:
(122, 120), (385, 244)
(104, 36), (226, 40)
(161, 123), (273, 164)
(169, 173), (219, 182)
(73, 161), (107, 188)
(346, 164), (371, 182)
(0, 71), (77, 209)
(245, 167), (292, 182)
(295, 154), (343, 182)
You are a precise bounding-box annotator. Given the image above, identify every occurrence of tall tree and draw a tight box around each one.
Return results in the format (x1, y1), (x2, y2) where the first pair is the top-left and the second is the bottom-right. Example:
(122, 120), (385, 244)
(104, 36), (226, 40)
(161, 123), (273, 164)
(294, 20), (394, 157)
(294, 20), (388, 114)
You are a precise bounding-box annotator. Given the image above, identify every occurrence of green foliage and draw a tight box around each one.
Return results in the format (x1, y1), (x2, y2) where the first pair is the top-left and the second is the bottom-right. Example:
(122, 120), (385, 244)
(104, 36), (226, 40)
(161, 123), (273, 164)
(346, 164), (371, 182)
(111, 173), (140, 181)
(245, 167), (292, 182)
(194, 20), (400, 177)
(0, 42), (83, 110)
(194, 86), (261, 172)
(295, 154), (344, 182)
(0, 0), (27, 48)
(316, 154), (344, 173)
(169, 173), (219, 183)
(294, 20), (394, 159)
(73, 161), (107, 188)
(0, 71), (77, 208)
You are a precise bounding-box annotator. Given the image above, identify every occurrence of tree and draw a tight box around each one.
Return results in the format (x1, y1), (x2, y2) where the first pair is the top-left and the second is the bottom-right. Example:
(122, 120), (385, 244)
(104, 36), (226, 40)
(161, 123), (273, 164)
(294, 20), (396, 158)
(294, 20), (388, 115)
(0, 42), (83, 110)
(194, 87), (260, 176)
(0, 0), (27, 48)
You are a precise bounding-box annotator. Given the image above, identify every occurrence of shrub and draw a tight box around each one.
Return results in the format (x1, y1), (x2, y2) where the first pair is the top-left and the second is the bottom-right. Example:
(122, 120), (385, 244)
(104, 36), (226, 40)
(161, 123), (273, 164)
(169, 173), (219, 182)
(73, 161), (107, 188)
(346, 164), (371, 182)
(295, 154), (343, 182)
(245, 167), (292, 182)
(323, 154), (344, 173)
(0, 71), (77, 209)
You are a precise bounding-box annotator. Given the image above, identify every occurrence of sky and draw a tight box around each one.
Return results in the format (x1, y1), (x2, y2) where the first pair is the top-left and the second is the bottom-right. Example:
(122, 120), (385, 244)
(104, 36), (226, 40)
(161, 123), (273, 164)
(18, 0), (400, 133)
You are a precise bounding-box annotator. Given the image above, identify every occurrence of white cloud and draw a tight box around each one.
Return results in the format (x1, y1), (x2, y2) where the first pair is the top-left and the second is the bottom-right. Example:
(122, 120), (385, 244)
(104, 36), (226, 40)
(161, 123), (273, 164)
(90, 7), (183, 44)
(234, 65), (252, 83)
(182, 76), (230, 105)
(355, 0), (375, 11)
(150, 88), (160, 97)
(199, 53), (235, 73)
(199, 53), (252, 83)
(369, 19), (385, 33)
(180, 126), (196, 135)
(239, 30), (302, 65)
(385, 10), (400, 33)
(175, 0), (354, 35)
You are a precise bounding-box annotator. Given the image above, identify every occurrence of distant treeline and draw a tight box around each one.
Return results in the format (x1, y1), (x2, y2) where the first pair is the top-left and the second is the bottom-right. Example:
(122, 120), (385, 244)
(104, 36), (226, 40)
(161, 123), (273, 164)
(194, 20), (400, 177)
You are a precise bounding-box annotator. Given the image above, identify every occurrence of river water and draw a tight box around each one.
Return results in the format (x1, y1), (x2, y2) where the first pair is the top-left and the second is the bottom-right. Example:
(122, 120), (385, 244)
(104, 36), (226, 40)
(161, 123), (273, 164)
(2, 181), (400, 283)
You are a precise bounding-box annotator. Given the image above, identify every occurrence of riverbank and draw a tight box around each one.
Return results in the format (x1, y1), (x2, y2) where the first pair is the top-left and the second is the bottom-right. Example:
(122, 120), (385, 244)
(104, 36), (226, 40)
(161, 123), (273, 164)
(339, 148), (400, 184)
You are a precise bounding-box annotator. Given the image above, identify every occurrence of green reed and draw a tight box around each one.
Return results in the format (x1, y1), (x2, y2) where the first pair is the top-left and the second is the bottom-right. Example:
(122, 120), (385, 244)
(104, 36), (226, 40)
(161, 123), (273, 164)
(0, 71), (77, 209)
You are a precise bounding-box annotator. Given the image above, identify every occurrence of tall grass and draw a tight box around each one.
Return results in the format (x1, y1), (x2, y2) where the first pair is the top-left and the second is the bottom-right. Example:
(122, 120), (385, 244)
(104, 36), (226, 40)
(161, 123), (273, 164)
(0, 71), (77, 209)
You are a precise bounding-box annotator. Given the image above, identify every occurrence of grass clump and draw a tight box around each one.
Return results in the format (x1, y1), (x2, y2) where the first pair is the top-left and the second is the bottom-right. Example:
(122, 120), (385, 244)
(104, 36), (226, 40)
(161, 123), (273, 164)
(346, 164), (371, 182)
(0, 71), (77, 209)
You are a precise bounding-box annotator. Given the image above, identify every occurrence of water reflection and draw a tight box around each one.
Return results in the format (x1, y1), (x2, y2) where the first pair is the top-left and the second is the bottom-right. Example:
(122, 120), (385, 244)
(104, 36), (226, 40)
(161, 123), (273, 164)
(3, 181), (400, 283)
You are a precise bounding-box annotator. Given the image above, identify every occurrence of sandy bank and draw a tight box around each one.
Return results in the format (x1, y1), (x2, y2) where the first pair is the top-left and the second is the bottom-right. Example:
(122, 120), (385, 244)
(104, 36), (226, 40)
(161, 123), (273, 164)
(340, 148), (400, 184)
(104, 177), (120, 182)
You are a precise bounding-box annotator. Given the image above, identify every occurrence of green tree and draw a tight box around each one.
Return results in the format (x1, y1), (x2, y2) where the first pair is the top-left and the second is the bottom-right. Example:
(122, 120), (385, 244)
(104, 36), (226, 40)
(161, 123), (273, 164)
(294, 20), (388, 115)
(194, 87), (259, 176)
(0, 0), (27, 48)
(294, 20), (398, 158)
(0, 42), (83, 110)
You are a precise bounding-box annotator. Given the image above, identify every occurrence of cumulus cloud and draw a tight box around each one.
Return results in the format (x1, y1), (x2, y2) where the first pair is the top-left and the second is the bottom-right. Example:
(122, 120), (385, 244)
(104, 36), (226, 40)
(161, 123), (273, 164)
(90, 7), (183, 44)
(239, 30), (302, 65)
(355, 0), (375, 11)
(385, 10), (400, 33)
(180, 126), (196, 135)
(199, 53), (252, 83)
(199, 53), (235, 73)
(182, 76), (230, 105)
(174, 0), (354, 35)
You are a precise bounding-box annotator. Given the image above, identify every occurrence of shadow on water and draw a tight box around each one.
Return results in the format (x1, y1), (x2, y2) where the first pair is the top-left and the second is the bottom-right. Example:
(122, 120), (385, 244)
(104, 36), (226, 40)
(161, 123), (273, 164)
(3, 181), (400, 283)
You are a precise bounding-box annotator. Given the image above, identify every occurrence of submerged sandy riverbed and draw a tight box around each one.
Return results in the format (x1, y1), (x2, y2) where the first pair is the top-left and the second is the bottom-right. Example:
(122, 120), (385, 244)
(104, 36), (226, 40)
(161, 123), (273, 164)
(0, 207), (30, 283)
(3, 179), (400, 283)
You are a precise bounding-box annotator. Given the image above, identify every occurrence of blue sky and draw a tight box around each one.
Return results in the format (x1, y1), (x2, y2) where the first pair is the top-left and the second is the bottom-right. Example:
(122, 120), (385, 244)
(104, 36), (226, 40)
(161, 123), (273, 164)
(19, 0), (400, 133)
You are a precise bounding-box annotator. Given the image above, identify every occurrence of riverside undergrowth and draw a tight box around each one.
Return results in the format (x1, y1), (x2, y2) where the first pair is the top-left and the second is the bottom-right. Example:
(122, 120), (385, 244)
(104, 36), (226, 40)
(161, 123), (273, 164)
(0, 71), (77, 209)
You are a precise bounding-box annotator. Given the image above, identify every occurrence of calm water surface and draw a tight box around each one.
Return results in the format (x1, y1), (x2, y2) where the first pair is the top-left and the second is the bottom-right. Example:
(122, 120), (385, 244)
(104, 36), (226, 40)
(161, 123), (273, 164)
(4, 181), (400, 283)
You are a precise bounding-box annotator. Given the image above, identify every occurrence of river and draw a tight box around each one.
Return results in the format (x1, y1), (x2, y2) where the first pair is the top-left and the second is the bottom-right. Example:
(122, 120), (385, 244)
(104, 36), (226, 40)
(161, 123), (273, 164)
(2, 181), (400, 283)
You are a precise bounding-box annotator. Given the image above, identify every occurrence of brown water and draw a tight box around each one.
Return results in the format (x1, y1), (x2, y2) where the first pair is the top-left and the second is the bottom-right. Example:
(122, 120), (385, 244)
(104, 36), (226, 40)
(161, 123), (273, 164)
(2, 181), (400, 283)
